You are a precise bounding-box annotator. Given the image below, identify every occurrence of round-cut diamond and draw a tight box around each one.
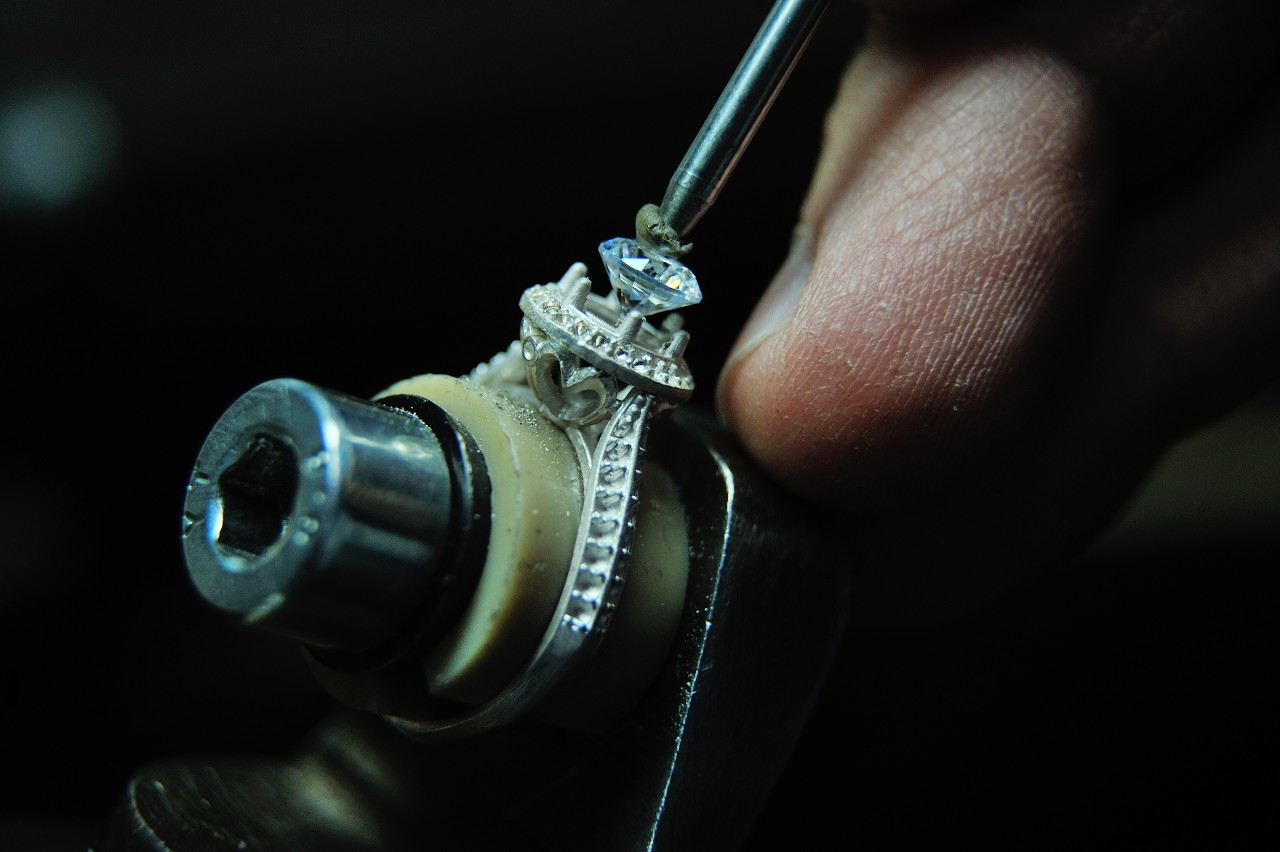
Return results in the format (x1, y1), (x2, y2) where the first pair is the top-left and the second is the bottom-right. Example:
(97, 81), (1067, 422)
(598, 237), (702, 316)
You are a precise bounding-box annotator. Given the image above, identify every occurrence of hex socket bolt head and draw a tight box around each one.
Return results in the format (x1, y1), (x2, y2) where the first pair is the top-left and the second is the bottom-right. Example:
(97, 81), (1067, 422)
(181, 378), (456, 651)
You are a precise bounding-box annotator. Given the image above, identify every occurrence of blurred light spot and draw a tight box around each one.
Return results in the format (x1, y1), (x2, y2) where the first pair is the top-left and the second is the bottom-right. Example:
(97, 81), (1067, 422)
(0, 83), (119, 211)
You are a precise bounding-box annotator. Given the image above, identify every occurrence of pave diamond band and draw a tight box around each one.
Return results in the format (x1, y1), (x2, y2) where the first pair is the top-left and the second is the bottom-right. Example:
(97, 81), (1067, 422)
(389, 392), (653, 740)
(392, 261), (695, 740)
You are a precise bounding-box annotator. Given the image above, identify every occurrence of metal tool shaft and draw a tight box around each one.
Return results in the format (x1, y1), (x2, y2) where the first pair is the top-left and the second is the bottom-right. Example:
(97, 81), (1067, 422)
(659, 0), (830, 238)
(182, 379), (482, 653)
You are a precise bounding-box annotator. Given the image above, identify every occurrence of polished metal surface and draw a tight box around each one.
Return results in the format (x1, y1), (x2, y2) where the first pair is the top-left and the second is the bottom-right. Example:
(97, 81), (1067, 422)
(658, 0), (830, 238)
(181, 378), (457, 652)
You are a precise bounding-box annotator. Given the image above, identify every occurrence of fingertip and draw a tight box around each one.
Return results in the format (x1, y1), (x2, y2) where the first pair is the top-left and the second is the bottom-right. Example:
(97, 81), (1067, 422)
(715, 221), (817, 468)
(718, 42), (1096, 511)
(718, 224), (815, 390)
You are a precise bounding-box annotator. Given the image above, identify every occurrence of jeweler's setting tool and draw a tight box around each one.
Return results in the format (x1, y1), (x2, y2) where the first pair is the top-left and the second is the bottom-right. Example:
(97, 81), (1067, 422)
(167, 235), (850, 846)
(178, 0), (836, 753)
(143, 2), (852, 849)
(182, 257), (700, 742)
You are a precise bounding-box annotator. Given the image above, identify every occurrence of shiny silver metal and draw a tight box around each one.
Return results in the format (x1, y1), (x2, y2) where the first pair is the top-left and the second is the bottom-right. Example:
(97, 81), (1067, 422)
(659, 0), (830, 237)
(181, 379), (456, 651)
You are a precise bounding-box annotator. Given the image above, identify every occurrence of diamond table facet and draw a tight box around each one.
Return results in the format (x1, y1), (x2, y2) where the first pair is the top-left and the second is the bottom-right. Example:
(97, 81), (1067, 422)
(598, 237), (702, 316)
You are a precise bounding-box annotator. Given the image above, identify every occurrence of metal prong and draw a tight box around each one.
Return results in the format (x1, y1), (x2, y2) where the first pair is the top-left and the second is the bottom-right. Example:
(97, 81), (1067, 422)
(662, 330), (691, 359)
(616, 311), (644, 342)
(568, 276), (592, 309)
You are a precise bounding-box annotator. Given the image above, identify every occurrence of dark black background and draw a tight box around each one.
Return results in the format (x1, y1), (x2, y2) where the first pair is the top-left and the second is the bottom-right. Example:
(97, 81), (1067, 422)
(1, 2), (1275, 849)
